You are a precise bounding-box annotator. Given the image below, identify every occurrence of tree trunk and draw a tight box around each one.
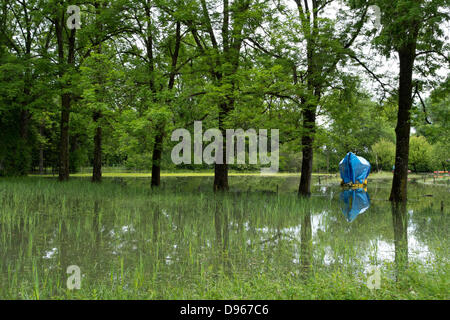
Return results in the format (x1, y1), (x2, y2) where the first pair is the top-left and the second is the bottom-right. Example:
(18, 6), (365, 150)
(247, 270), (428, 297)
(151, 129), (164, 188)
(56, 19), (76, 182)
(39, 121), (44, 174)
(55, 18), (67, 181)
(214, 104), (230, 192)
(39, 148), (44, 174)
(92, 2), (103, 183)
(92, 111), (102, 182)
(58, 93), (71, 181)
(19, 109), (30, 140)
(297, 5), (320, 197)
(298, 104), (316, 197)
(214, 163), (229, 192)
(150, 21), (181, 188)
(375, 154), (379, 172)
(16, 108), (31, 176)
(389, 44), (416, 202)
(326, 148), (329, 173)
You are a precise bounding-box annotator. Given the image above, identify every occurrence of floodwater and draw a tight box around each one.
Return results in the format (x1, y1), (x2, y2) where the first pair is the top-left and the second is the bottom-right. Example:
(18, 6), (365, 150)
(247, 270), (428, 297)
(0, 176), (448, 298)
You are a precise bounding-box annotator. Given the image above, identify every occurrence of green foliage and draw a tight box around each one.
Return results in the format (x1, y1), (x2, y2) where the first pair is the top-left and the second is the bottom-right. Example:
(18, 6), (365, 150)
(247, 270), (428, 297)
(409, 136), (433, 172)
(372, 139), (396, 171)
(415, 77), (450, 147)
(0, 0), (447, 179)
(431, 142), (449, 171)
(0, 0), (449, 302)
(319, 80), (396, 170)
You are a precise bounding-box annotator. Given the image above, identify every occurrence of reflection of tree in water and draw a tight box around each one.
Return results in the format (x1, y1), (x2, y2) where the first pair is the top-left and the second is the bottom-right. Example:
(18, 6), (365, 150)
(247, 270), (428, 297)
(93, 200), (102, 249)
(58, 199), (106, 290)
(300, 207), (312, 281)
(0, 216), (31, 291)
(405, 192), (448, 258)
(391, 202), (408, 281)
(151, 204), (166, 271)
(152, 204), (160, 245)
(214, 196), (231, 276)
(58, 218), (69, 285)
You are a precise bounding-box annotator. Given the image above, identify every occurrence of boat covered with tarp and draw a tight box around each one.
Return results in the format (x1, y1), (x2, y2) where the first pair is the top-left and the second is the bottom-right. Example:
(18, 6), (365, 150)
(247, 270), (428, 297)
(339, 152), (371, 187)
(339, 188), (370, 222)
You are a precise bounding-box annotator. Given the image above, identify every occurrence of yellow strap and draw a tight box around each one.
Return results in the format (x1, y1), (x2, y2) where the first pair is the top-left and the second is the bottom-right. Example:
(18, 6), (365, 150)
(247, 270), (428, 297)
(341, 180), (367, 189)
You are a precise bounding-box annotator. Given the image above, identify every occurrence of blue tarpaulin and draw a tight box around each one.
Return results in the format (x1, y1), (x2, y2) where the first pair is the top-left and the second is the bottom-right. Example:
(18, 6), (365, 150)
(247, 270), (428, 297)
(339, 188), (370, 222)
(339, 152), (371, 185)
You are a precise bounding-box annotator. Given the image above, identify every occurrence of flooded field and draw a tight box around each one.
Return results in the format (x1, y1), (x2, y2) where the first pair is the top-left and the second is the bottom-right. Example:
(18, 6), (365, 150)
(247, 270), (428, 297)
(0, 176), (448, 299)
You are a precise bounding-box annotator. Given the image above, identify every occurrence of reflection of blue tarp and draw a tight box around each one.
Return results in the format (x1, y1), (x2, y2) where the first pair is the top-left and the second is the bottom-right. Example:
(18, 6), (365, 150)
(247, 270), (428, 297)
(339, 152), (371, 184)
(339, 188), (370, 222)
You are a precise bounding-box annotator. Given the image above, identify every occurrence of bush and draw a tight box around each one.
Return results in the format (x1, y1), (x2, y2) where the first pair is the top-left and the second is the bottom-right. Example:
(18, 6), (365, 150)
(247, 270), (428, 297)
(371, 139), (395, 171)
(409, 136), (433, 172)
(431, 142), (449, 171)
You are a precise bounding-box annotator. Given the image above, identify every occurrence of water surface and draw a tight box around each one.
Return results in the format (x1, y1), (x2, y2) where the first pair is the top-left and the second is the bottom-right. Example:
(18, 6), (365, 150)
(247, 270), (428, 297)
(0, 176), (448, 299)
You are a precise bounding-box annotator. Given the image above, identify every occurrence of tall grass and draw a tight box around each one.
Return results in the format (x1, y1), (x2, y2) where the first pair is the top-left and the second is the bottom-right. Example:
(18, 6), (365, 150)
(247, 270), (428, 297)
(0, 176), (448, 299)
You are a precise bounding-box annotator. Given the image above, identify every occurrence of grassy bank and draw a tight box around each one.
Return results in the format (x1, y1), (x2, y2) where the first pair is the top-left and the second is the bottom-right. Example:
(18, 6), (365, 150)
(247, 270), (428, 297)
(29, 170), (426, 179)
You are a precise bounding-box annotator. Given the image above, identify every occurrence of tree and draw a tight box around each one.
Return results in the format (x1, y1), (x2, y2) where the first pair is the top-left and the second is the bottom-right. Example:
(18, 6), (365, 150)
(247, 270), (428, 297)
(289, 1), (369, 196)
(83, 0), (133, 182)
(372, 139), (396, 171)
(45, 0), (132, 181)
(79, 50), (123, 180)
(409, 135), (432, 172)
(0, 0), (54, 176)
(323, 77), (396, 167)
(431, 142), (449, 171)
(177, 0), (263, 191)
(365, 0), (449, 201)
(121, 0), (184, 188)
(415, 76), (450, 172)
(242, 1), (371, 195)
(415, 77), (450, 146)
(47, 0), (78, 181)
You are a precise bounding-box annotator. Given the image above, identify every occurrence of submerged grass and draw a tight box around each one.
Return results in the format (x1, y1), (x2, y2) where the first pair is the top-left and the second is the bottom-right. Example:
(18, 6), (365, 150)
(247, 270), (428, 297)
(0, 176), (448, 300)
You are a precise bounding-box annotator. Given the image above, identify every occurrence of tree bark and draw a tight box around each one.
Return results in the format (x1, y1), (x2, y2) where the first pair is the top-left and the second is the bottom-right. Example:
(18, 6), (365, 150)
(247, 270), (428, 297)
(39, 148), (44, 174)
(150, 21), (181, 188)
(91, 1), (103, 183)
(298, 104), (317, 196)
(298, 63), (319, 196)
(296, 0), (321, 197)
(92, 111), (102, 182)
(214, 103), (230, 192)
(56, 15), (76, 182)
(389, 43), (416, 202)
(39, 121), (44, 174)
(16, 108), (31, 176)
(214, 163), (229, 192)
(151, 129), (163, 188)
(58, 93), (71, 181)
(326, 148), (329, 173)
